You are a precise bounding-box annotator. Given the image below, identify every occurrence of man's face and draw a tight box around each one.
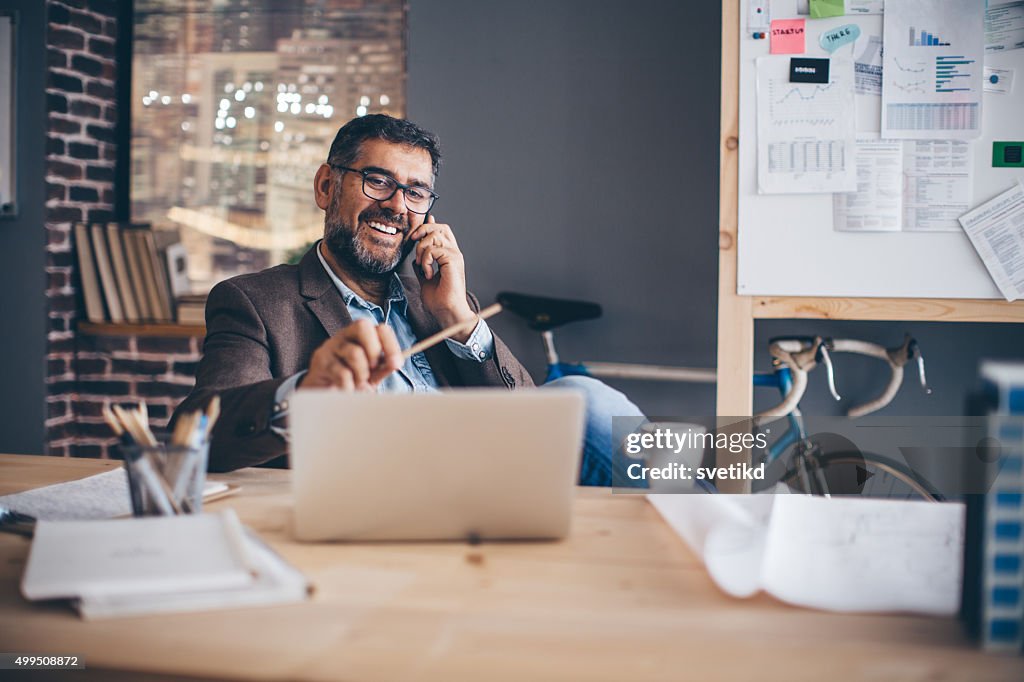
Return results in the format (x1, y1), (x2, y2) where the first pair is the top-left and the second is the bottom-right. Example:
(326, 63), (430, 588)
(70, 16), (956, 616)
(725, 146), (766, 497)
(323, 138), (434, 276)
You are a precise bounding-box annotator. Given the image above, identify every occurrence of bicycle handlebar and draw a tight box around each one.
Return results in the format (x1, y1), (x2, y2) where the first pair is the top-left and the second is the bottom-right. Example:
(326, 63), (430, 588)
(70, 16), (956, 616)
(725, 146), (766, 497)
(755, 335), (929, 419)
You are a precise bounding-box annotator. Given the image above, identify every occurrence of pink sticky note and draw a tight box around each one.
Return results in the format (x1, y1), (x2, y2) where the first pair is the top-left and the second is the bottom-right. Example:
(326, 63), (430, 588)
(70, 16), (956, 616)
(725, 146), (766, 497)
(770, 19), (806, 54)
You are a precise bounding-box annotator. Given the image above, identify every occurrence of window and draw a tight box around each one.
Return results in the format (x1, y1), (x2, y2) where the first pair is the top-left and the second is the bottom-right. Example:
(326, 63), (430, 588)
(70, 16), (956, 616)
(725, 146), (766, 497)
(132, 0), (406, 291)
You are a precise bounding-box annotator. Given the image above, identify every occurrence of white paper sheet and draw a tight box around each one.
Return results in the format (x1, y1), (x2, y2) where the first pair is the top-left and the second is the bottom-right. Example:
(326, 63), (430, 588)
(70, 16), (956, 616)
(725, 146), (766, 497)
(648, 493), (965, 615)
(756, 56), (857, 194)
(834, 136), (903, 232)
(958, 180), (1024, 302)
(986, 1), (1024, 53)
(854, 34), (883, 96)
(835, 138), (972, 233)
(848, 0), (884, 14)
(881, 0), (986, 139)
(983, 66), (1016, 94)
(760, 496), (964, 615)
(22, 511), (255, 600)
(902, 139), (974, 232)
(0, 468), (229, 520)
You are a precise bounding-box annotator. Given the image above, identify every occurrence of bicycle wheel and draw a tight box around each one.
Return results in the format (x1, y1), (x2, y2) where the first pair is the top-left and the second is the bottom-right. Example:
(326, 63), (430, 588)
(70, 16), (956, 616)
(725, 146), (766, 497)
(779, 451), (945, 501)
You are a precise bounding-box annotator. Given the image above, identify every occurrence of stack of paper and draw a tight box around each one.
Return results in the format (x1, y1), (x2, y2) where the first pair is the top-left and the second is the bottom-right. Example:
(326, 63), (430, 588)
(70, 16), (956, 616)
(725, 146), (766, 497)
(21, 510), (311, 619)
(0, 468), (230, 521)
(649, 493), (965, 616)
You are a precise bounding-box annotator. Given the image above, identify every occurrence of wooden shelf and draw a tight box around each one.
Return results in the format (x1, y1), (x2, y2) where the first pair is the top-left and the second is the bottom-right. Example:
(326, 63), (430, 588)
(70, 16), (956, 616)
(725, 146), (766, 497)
(752, 297), (1024, 323)
(77, 321), (206, 337)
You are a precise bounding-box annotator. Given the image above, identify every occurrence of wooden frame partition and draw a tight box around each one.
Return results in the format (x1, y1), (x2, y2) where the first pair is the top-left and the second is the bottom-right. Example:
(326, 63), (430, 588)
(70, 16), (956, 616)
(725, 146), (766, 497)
(715, 0), (1024, 491)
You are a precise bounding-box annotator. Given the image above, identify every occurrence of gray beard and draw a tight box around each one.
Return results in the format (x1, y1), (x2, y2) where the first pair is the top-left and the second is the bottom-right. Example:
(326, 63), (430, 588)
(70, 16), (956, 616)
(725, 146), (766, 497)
(324, 216), (404, 275)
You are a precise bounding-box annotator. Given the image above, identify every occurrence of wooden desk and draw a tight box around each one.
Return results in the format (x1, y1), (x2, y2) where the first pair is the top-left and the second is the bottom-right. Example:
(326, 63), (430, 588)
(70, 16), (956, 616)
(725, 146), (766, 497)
(0, 454), (1020, 681)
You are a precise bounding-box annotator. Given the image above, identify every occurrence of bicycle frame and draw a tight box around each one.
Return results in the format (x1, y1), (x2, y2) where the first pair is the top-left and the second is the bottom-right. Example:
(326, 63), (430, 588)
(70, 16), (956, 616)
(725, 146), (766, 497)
(753, 367), (807, 464)
(542, 327), (804, 465)
(541, 331), (717, 384)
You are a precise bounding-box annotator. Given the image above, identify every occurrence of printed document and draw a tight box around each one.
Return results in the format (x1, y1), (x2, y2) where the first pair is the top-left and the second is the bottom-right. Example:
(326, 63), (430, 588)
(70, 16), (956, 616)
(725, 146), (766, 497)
(649, 493), (964, 615)
(835, 138), (972, 232)
(986, 1), (1024, 52)
(882, 0), (985, 139)
(902, 140), (973, 232)
(756, 55), (857, 194)
(848, 0), (884, 14)
(834, 137), (903, 232)
(854, 34), (883, 96)
(958, 181), (1024, 302)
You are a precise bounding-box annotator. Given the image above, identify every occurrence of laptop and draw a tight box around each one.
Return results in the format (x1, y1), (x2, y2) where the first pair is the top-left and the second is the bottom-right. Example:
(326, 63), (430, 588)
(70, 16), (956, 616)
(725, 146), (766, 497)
(289, 389), (586, 542)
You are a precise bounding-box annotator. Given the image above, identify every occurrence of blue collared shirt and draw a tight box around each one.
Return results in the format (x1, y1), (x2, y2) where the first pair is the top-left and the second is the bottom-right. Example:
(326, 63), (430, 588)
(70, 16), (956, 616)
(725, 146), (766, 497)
(270, 244), (495, 430)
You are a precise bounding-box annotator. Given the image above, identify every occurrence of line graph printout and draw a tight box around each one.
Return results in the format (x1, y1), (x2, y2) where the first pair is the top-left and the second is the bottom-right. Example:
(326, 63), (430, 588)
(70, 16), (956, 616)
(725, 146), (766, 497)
(882, 0), (985, 139)
(756, 56), (856, 194)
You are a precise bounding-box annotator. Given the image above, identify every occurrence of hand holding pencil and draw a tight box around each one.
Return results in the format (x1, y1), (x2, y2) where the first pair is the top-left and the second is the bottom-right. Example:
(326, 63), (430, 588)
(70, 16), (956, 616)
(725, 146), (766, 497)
(301, 302), (503, 391)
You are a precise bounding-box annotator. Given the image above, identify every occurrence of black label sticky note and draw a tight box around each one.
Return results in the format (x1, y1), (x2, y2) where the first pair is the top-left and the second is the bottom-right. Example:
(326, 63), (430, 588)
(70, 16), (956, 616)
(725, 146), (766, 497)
(993, 142), (1024, 167)
(790, 58), (830, 84)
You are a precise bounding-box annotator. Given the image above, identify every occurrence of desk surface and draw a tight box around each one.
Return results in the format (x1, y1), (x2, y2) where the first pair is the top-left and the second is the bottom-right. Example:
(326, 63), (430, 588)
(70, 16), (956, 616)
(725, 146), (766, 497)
(0, 454), (1020, 681)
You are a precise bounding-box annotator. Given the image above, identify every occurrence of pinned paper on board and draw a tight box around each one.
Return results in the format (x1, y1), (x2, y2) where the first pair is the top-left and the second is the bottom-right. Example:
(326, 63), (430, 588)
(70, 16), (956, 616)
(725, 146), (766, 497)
(986, 1), (1024, 53)
(835, 137), (974, 232)
(881, 0), (986, 140)
(770, 19), (806, 54)
(958, 181), (1024, 302)
(984, 66), (1015, 94)
(848, 0), (883, 14)
(749, 1), (771, 31)
(810, 0), (845, 19)
(854, 34), (883, 95)
(756, 55), (857, 194)
(820, 23), (861, 52)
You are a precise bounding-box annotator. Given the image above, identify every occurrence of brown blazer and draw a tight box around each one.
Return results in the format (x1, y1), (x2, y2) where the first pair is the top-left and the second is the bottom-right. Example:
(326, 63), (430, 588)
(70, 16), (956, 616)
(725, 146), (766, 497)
(174, 244), (535, 472)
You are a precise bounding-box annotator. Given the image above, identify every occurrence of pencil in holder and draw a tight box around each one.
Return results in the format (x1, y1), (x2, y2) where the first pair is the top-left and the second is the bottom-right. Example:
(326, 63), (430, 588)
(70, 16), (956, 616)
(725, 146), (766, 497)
(121, 441), (209, 516)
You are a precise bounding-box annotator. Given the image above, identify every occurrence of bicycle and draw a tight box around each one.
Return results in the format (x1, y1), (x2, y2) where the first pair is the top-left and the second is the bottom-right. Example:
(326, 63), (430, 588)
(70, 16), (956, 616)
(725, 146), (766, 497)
(752, 334), (942, 500)
(498, 291), (944, 501)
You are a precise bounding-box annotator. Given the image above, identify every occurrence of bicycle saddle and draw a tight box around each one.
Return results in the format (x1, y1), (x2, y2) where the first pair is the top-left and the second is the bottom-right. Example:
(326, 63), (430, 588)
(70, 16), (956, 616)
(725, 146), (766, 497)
(496, 292), (602, 331)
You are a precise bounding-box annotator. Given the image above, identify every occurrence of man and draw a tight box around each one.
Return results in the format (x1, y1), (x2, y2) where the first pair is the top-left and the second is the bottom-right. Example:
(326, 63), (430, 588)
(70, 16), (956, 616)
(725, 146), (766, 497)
(174, 114), (642, 484)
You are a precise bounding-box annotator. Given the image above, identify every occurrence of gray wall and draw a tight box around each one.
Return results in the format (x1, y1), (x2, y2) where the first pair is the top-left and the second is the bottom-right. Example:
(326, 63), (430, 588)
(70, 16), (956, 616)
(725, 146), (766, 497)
(0, 0), (46, 453)
(409, 0), (1024, 419)
(408, 0), (721, 417)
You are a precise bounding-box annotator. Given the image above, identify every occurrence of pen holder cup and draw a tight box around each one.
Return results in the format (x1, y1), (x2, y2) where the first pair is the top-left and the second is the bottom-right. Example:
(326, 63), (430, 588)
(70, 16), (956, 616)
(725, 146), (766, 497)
(121, 442), (209, 516)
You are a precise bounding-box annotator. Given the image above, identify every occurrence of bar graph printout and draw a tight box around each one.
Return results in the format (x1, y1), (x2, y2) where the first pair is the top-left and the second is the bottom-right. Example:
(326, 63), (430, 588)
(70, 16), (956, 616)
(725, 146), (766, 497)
(756, 56), (857, 194)
(882, 0), (985, 139)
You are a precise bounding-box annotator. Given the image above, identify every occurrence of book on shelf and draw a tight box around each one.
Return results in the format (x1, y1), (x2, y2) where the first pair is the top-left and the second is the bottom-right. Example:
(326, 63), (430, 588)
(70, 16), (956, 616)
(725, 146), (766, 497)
(175, 293), (208, 326)
(143, 228), (175, 322)
(121, 227), (153, 321)
(105, 222), (140, 323)
(73, 222), (106, 324)
(123, 225), (172, 323)
(89, 223), (123, 323)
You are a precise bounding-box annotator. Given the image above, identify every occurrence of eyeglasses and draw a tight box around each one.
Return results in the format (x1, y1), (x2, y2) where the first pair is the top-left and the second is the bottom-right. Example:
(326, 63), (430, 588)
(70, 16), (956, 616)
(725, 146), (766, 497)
(331, 164), (438, 215)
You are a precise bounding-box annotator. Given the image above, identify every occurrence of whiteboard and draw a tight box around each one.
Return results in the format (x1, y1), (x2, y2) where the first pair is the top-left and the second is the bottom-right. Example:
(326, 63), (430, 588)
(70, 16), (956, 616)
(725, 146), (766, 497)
(738, 0), (1024, 298)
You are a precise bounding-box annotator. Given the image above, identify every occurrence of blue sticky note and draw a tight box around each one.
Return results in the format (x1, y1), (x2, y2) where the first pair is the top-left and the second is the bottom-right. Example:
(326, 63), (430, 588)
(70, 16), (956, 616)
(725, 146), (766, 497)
(819, 23), (861, 53)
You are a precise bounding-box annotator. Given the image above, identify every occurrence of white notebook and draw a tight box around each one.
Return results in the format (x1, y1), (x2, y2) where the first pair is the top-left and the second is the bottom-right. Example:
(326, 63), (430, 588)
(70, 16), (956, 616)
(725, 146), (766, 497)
(74, 528), (312, 620)
(21, 510), (255, 601)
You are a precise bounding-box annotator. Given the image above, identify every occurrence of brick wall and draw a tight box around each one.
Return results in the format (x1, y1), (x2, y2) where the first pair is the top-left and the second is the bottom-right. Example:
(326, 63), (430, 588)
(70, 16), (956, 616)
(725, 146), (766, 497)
(44, 0), (201, 458)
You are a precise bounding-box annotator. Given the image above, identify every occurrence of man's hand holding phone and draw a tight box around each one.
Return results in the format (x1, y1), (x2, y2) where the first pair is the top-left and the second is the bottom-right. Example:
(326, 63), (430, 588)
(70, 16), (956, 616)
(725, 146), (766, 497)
(410, 215), (477, 343)
(300, 319), (403, 391)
